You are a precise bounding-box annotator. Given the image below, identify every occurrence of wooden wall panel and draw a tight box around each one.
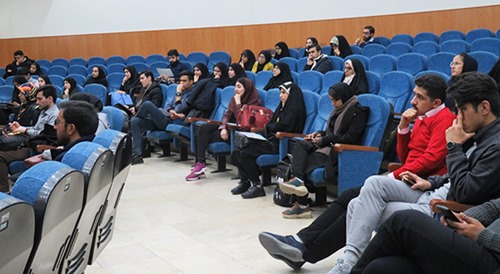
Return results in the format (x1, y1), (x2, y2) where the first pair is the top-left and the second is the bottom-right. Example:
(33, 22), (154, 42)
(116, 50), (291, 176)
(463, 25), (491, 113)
(0, 5), (498, 67)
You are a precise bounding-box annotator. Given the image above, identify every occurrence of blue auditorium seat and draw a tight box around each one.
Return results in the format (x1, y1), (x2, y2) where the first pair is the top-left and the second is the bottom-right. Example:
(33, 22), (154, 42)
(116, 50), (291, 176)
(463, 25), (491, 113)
(66, 74), (87, 86)
(48, 65), (68, 77)
(0, 77), (5, 86)
(36, 59), (51, 68)
(413, 41), (439, 57)
(106, 55), (126, 66)
(369, 54), (397, 76)
(68, 57), (87, 67)
(0, 85), (13, 103)
(107, 63), (126, 74)
(279, 57), (298, 72)
(428, 52), (455, 76)
(329, 56), (344, 71)
(48, 75), (65, 87)
(414, 32), (439, 44)
(439, 30), (465, 43)
(471, 38), (500, 56)
(386, 42), (413, 57)
(51, 58), (69, 68)
(255, 71), (274, 90)
(366, 71), (381, 94)
(149, 61), (169, 78)
(129, 62), (148, 73)
(375, 36), (391, 47)
(288, 48), (299, 59)
(146, 54), (166, 66)
(102, 106), (129, 132)
(362, 44), (386, 58)
(86, 65), (108, 77)
(297, 57), (308, 72)
(67, 64), (87, 76)
(378, 71), (415, 113)
(466, 28), (494, 43)
(298, 70), (323, 93)
(397, 53), (428, 76)
(187, 52), (209, 66)
(468, 51), (499, 73)
(391, 34), (413, 46)
(245, 71), (256, 83)
(439, 40), (470, 54)
(291, 71), (299, 83)
(208, 51), (231, 68)
(88, 56), (107, 67)
(322, 71), (344, 94)
(125, 55), (146, 65)
(350, 45), (362, 55)
(83, 84), (107, 104)
(345, 54), (370, 70)
(415, 70), (450, 83)
(107, 72), (125, 93)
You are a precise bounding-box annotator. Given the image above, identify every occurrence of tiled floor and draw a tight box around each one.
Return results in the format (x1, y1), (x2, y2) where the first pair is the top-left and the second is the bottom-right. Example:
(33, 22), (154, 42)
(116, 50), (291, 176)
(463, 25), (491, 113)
(85, 152), (343, 273)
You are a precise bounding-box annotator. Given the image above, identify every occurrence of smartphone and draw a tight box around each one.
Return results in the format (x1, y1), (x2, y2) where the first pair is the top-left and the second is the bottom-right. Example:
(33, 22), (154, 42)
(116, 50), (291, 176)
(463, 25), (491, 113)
(436, 205), (460, 222)
(402, 177), (416, 186)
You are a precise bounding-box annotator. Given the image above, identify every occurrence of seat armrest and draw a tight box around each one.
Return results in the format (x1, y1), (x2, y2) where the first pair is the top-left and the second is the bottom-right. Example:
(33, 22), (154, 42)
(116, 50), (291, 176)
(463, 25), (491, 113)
(275, 132), (307, 139)
(250, 127), (264, 133)
(387, 162), (403, 172)
(36, 144), (56, 153)
(429, 199), (474, 213)
(333, 144), (378, 153)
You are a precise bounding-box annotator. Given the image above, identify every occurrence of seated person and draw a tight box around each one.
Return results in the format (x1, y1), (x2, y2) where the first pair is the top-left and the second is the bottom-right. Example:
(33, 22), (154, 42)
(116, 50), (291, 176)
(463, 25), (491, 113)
(12, 83), (41, 127)
(11, 50), (34, 70)
(69, 92), (110, 134)
(239, 49), (256, 71)
(0, 85), (59, 193)
(37, 75), (51, 88)
(279, 83), (369, 219)
(130, 71), (194, 165)
(228, 63), (247, 86)
(303, 44), (331, 74)
(330, 35), (353, 58)
(258, 74), (455, 271)
(29, 62), (44, 76)
(252, 50), (274, 73)
(489, 58), (500, 88)
(193, 63), (210, 84)
(19, 67), (38, 87)
(351, 200), (500, 274)
(116, 65), (141, 97)
(354, 25), (379, 48)
(341, 59), (368, 95)
(120, 70), (163, 116)
(232, 82), (306, 199)
(263, 63), (293, 91)
(185, 77), (261, 181)
(84, 66), (108, 87)
(3, 64), (18, 79)
(302, 37), (319, 57)
(446, 53), (478, 110)
(274, 41), (291, 60)
(61, 77), (78, 100)
(158, 49), (189, 83)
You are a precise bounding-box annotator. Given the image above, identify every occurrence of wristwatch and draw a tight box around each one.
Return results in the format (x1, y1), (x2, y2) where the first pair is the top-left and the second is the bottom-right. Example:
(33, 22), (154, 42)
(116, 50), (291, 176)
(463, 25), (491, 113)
(446, 141), (456, 150)
(175, 92), (182, 96)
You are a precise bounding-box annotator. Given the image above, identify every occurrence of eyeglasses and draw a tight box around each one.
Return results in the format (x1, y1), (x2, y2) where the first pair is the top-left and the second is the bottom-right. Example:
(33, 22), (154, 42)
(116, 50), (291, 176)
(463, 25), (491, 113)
(54, 118), (62, 125)
(344, 67), (353, 71)
(363, 31), (371, 35)
(450, 61), (463, 67)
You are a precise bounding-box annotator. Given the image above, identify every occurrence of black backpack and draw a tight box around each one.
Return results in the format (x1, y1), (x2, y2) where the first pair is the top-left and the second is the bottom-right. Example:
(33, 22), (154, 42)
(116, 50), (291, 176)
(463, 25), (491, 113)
(273, 155), (295, 207)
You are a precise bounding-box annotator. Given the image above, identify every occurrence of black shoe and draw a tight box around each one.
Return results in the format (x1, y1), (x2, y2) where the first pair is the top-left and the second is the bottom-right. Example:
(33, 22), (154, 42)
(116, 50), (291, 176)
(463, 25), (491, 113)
(231, 181), (250, 195)
(241, 185), (265, 199)
(132, 155), (144, 165)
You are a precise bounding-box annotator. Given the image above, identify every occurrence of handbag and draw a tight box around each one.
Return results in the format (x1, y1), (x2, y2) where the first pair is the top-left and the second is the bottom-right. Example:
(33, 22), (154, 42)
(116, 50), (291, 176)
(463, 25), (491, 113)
(0, 133), (29, 151)
(236, 105), (273, 130)
(234, 131), (267, 150)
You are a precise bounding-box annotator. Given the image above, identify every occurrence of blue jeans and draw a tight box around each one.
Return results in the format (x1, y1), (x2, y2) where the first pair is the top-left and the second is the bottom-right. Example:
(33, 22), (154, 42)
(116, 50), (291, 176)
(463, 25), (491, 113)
(131, 101), (171, 156)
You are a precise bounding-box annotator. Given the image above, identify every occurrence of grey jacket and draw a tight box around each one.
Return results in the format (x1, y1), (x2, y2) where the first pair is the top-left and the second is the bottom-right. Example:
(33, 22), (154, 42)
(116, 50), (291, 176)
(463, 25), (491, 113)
(464, 197), (500, 256)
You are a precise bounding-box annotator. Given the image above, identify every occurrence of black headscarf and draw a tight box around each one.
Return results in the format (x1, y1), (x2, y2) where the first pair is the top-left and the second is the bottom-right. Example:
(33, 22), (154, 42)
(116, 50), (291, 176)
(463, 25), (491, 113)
(193, 62), (210, 82)
(38, 75), (52, 86)
(448, 52), (478, 87)
(122, 65), (140, 93)
(341, 59), (368, 95)
(62, 77), (79, 99)
(11, 76), (27, 104)
(274, 41), (291, 60)
(228, 63), (247, 86)
(330, 35), (353, 58)
(239, 49), (256, 71)
(264, 62), (293, 91)
(3, 64), (18, 79)
(212, 62), (229, 88)
(488, 59), (500, 88)
(85, 66), (108, 87)
(328, 82), (358, 135)
(70, 92), (104, 112)
(30, 62), (44, 76)
(303, 37), (319, 57)
(255, 50), (272, 73)
(266, 82), (306, 140)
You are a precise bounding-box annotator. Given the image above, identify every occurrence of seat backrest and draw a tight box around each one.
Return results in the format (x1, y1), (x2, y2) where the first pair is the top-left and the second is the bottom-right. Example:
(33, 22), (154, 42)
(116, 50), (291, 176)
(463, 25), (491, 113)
(86, 65), (108, 77)
(369, 54), (397, 76)
(66, 74), (86, 86)
(163, 83), (177, 108)
(52, 58), (69, 68)
(0, 77), (5, 86)
(264, 88), (281, 112)
(37, 59), (51, 68)
(60, 142), (113, 274)
(439, 30), (465, 43)
(255, 70), (274, 89)
(106, 55), (126, 66)
(350, 45), (362, 55)
(0, 193), (35, 274)
(291, 71), (299, 83)
(375, 36), (391, 47)
(357, 94), (392, 149)
(309, 93), (333, 133)
(302, 91), (320, 133)
(102, 106), (129, 132)
(212, 86), (234, 121)
(391, 34), (413, 46)
(125, 55), (146, 65)
(345, 54), (369, 70)
(414, 70), (450, 83)
(67, 65), (88, 76)
(362, 44), (386, 58)
(471, 37), (500, 56)
(278, 57), (298, 72)
(468, 51), (499, 73)
(297, 57), (308, 72)
(397, 53), (428, 76)
(413, 41), (439, 57)
(288, 48), (299, 59)
(298, 70), (323, 93)
(11, 161), (84, 274)
(386, 42), (413, 57)
(149, 61), (169, 78)
(414, 32), (439, 44)
(48, 74), (65, 87)
(428, 52), (455, 76)
(88, 56), (107, 67)
(208, 51), (231, 68)
(83, 84), (107, 104)
(69, 57), (87, 67)
(245, 71), (256, 83)
(365, 71), (381, 94)
(146, 54), (166, 66)
(107, 63), (126, 74)
(378, 71), (414, 113)
(107, 72), (125, 93)
(48, 65), (68, 77)
(0, 85), (13, 103)
(129, 62), (148, 73)
(466, 28), (494, 43)
(439, 39), (470, 55)
(329, 56), (344, 71)
(322, 71), (343, 94)
(187, 52), (209, 66)
(258, 89), (266, 106)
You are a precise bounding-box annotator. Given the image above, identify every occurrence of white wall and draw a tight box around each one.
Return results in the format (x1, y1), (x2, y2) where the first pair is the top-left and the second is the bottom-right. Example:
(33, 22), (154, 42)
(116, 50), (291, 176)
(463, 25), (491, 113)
(0, 0), (498, 38)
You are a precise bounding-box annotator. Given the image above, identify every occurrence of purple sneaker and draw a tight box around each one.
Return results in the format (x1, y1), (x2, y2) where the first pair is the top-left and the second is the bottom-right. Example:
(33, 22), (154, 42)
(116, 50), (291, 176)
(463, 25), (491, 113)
(191, 162), (207, 175)
(185, 172), (206, 181)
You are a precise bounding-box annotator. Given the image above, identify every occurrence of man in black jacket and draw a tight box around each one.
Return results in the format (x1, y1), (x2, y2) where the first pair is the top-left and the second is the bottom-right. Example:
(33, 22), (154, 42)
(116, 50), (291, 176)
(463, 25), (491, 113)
(303, 44), (331, 74)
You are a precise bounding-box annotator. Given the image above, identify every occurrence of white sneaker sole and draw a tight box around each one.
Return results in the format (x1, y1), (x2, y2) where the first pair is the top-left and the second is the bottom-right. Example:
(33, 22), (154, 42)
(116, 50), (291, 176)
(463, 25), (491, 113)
(185, 173), (206, 181)
(192, 167), (207, 175)
(282, 211), (313, 219)
(279, 182), (308, 196)
(258, 232), (304, 262)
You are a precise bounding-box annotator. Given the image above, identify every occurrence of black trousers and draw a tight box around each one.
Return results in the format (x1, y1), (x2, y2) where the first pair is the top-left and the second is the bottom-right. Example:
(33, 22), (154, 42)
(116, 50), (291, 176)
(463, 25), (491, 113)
(236, 140), (277, 184)
(291, 140), (328, 181)
(297, 186), (361, 263)
(351, 210), (500, 274)
(194, 123), (225, 163)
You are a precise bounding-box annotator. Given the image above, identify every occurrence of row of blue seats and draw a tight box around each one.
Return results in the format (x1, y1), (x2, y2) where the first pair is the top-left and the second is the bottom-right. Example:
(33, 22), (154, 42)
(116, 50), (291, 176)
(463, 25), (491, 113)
(0, 129), (132, 274)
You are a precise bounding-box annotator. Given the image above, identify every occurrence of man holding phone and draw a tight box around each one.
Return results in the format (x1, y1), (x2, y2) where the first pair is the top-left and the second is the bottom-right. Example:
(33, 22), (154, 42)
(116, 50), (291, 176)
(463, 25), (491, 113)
(350, 198), (500, 273)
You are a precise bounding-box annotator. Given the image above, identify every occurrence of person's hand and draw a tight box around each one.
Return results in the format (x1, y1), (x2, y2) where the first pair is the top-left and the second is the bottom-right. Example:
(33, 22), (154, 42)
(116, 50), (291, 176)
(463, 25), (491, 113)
(122, 74), (130, 83)
(64, 89), (69, 95)
(220, 129), (229, 140)
(355, 38), (361, 45)
(176, 83), (184, 92)
(115, 90), (126, 94)
(399, 107), (418, 129)
(239, 62), (245, 68)
(446, 109), (475, 144)
(176, 113), (185, 119)
(305, 132), (320, 141)
(307, 56), (314, 65)
(399, 171), (431, 191)
(234, 93), (241, 105)
(194, 74), (199, 82)
(333, 48), (340, 56)
(449, 213), (484, 241)
(311, 136), (322, 145)
(129, 107), (135, 115)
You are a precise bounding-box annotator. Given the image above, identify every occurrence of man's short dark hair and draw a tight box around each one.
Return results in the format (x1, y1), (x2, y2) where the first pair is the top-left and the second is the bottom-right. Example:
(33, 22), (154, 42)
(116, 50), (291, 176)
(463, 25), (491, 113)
(307, 44), (322, 52)
(140, 70), (154, 80)
(179, 70), (194, 81)
(364, 25), (375, 34)
(167, 49), (179, 57)
(414, 74), (447, 102)
(448, 72), (500, 116)
(19, 68), (30, 76)
(36, 85), (58, 102)
(13, 50), (24, 56)
(59, 101), (98, 137)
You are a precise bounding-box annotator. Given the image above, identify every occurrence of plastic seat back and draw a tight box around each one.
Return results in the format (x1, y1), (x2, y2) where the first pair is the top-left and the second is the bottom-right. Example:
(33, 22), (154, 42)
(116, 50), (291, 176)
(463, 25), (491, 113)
(362, 44), (386, 58)
(397, 53), (428, 75)
(298, 70), (323, 93)
(386, 42), (413, 57)
(413, 41), (439, 57)
(391, 34), (413, 46)
(369, 54), (397, 76)
(439, 40), (470, 55)
(428, 52), (455, 76)
(378, 71), (414, 113)
(440, 30), (465, 43)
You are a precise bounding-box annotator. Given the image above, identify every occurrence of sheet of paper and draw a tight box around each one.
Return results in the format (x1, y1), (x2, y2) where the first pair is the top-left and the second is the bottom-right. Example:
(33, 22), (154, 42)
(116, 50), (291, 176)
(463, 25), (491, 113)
(156, 68), (174, 77)
(236, 131), (267, 141)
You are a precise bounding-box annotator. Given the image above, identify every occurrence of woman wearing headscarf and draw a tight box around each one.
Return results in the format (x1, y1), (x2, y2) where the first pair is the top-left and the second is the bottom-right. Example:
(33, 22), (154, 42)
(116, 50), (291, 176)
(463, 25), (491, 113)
(303, 37), (319, 57)
(263, 62), (293, 91)
(10, 76), (27, 106)
(186, 77), (262, 181)
(117, 65), (141, 95)
(341, 59), (368, 95)
(61, 77), (78, 99)
(445, 52), (478, 110)
(3, 64), (18, 79)
(84, 66), (108, 87)
(330, 35), (353, 58)
(274, 41), (291, 60)
(193, 63), (210, 83)
(278, 83), (369, 218)
(228, 63), (247, 86)
(239, 49), (256, 71)
(14, 82), (41, 126)
(37, 75), (52, 87)
(232, 82), (306, 199)
(252, 50), (274, 73)
(29, 62), (44, 76)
